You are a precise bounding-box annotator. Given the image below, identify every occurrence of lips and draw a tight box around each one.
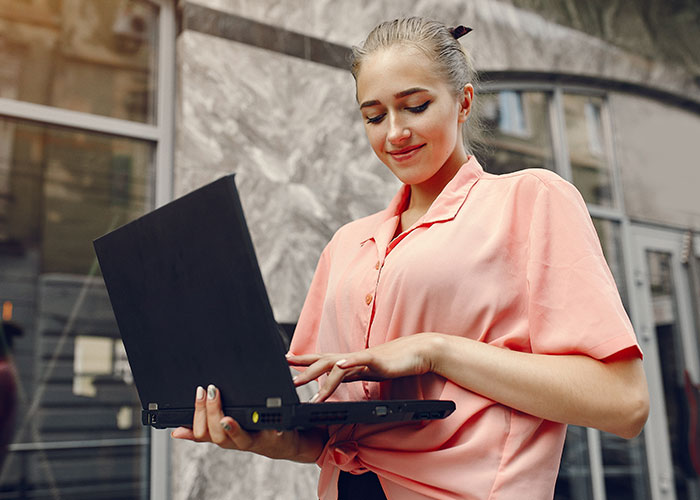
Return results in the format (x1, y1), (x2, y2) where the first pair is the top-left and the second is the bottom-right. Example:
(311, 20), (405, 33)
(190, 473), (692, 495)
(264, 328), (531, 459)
(388, 144), (425, 160)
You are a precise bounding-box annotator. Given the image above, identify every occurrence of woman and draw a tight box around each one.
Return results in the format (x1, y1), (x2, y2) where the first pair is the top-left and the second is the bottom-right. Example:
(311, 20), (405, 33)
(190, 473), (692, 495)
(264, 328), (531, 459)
(172, 17), (649, 500)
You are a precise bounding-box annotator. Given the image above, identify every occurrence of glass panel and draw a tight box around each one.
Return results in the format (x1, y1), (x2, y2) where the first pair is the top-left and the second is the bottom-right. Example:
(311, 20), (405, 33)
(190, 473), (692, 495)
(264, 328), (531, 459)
(0, 116), (152, 499)
(646, 250), (700, 499)
(555, 426), (594, 500)
(592, 218), (629, 314)
(0, 0), (159, 124)
(473, 91), (555, 174)
(563, 94), (614, 207)
(591, 219), (651, 499)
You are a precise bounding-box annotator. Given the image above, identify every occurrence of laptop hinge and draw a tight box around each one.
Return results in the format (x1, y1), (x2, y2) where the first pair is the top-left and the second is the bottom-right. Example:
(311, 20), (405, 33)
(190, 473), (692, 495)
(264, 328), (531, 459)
(148, 403), (158, 410)
(266, 397), (282, 408)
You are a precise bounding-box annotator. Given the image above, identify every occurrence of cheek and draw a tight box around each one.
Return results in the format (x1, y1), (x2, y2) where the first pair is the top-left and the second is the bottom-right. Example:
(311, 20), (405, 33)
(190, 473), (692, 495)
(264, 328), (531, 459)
(365, 126), (385, 154)
(423, 111), (458, 148)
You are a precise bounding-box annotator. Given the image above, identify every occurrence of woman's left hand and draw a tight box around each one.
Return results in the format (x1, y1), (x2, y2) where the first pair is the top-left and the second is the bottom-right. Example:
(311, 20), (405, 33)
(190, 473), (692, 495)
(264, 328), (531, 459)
(287, 333), (437, 402)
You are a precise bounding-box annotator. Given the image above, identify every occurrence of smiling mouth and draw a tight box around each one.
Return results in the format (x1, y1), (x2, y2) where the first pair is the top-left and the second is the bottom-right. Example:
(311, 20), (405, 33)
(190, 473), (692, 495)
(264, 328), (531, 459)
(388, 144), (425, 157)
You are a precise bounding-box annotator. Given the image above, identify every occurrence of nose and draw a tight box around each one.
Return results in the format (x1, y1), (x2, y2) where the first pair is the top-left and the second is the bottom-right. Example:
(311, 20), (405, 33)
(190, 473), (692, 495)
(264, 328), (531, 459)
(387, 113), (410, 145)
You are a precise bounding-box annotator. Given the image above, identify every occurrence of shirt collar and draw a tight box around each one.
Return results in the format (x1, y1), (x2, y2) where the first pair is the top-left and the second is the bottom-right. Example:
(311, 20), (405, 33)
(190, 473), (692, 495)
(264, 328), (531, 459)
(359, 155), (484, 245)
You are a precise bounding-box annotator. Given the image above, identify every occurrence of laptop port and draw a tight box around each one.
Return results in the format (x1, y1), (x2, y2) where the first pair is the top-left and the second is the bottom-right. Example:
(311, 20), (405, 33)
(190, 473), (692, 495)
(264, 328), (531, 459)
(374, 406), (389, 417)
(309, 411), (349, 423)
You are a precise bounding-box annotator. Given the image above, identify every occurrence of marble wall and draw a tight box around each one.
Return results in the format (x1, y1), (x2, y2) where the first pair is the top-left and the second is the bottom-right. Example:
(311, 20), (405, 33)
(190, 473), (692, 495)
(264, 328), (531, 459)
(175, 30), (398, 323)
(190, 0), (700, 103)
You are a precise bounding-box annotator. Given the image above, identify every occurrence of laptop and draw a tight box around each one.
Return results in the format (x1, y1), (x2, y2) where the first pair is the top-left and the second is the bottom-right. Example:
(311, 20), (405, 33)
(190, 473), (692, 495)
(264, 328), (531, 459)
(93, 174), (455, 430)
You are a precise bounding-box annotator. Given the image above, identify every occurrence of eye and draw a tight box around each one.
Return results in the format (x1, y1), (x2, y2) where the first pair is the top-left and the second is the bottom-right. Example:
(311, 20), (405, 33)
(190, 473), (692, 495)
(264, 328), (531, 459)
(366, 113), (386, 124)
(407, 100), (431, 113)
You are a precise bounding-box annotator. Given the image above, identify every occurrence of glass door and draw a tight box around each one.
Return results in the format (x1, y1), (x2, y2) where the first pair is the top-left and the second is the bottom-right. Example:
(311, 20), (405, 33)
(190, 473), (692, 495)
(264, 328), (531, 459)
(630, 225), (700, 500)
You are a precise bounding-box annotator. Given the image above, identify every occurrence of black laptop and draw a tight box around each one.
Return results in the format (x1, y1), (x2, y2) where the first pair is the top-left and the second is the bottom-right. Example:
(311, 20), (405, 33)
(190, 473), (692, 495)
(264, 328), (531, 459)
(93, 174), (455, 430)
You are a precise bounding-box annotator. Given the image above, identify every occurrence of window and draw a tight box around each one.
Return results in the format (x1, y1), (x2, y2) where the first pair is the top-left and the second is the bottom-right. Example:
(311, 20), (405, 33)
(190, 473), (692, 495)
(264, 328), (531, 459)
(0, 0), (159, 123)
(563, 94), (615, 207)
(0, 1), (174, 498)
(474, 90), (555, 174)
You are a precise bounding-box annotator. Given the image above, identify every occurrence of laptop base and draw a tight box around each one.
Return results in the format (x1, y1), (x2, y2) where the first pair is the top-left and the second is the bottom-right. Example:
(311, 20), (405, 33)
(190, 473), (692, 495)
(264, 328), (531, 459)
(143, 399), (455, 430)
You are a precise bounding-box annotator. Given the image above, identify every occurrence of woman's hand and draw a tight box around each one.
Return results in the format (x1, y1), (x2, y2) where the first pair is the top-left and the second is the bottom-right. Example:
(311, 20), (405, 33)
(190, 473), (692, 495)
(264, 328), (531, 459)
(170, 385), (326, 463)
(287, 333), (437, 402)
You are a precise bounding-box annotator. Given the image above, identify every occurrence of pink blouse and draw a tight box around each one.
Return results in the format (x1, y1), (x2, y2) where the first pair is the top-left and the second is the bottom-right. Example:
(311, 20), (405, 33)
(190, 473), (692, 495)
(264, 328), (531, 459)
(289, 156), (642, 500)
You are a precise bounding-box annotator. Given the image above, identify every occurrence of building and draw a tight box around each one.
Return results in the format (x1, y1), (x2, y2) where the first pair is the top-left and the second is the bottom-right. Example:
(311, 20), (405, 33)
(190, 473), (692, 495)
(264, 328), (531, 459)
(0, 1), (698, 499)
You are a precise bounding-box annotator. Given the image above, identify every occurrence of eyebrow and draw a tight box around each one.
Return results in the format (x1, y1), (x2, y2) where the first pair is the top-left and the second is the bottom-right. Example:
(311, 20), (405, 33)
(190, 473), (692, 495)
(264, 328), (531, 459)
(359, 87), (429, 109)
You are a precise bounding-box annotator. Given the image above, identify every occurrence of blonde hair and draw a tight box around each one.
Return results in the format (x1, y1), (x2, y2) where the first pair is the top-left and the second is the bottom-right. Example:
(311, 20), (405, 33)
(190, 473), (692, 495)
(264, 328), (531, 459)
(350, 17), (481, 150)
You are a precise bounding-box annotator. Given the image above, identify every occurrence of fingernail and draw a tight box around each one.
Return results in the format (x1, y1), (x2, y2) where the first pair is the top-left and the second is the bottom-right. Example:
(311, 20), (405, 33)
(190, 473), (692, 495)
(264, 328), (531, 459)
(221, 421), (231, 432)
(292, 375), (299, 383)
(285, 353), (292, 358)
(309, 393), (319, 403)
(336, 359), (347, 368)
(196, 386), (205, 400)
(207, 385), (217, 400)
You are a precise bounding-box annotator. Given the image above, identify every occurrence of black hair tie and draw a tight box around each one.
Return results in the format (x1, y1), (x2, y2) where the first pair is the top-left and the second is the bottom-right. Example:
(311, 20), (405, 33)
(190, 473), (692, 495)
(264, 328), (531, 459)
(450, 25), (472, 39)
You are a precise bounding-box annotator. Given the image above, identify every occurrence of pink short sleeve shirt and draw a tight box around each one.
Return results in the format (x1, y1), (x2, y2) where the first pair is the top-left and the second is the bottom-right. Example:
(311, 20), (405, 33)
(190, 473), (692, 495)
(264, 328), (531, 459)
(289, 156), (642, 500)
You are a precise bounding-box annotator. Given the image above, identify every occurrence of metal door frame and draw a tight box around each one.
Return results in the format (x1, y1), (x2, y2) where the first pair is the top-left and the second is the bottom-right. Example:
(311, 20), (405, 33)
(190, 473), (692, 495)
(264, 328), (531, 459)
(629, 224), (700, 500)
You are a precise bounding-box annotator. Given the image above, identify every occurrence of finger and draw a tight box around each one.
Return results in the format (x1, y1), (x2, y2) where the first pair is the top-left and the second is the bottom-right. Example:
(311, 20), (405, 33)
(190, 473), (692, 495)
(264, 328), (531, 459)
(293, 357), (341, 386)
(219, 416), (254, 450)
(171, 427), (196, 440)
(205, 385), (227, 445)
(314, 364), (366, 402)
(192, 385), (208, 441)
(285, 353), (324, 366)
(335, 351), (374, 370)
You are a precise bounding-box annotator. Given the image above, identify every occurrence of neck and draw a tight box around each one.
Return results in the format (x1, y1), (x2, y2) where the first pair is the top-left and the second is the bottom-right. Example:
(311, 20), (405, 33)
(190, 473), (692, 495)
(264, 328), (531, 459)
(406, 150), (468, 214)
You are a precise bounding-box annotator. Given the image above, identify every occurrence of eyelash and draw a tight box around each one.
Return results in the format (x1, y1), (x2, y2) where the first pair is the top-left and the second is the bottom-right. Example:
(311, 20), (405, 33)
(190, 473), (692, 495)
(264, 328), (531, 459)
(365, 100), (432, 124)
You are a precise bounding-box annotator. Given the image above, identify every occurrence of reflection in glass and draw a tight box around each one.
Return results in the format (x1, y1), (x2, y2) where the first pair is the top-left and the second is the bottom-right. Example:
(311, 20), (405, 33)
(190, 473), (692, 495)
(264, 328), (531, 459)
(0, 0), (159, 123)
(0, 117), (152, 498)
(473, 91), (555, 174)
(646, 251), (700, 499)
(563, 94), (613, 207)
(555, 426), (594, 500)
(592, 219), (629, 313)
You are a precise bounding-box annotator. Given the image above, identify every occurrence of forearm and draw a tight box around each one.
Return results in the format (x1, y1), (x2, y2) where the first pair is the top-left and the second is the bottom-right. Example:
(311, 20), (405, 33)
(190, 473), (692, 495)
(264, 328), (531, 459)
(425, 333), (649, 438)
(292, 427), (328, 463)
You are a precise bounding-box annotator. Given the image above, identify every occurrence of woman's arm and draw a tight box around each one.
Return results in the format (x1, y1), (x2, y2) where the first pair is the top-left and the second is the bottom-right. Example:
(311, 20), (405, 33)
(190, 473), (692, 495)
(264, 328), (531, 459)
(171, 385), (327, 463)
(288, 332), (649, 439)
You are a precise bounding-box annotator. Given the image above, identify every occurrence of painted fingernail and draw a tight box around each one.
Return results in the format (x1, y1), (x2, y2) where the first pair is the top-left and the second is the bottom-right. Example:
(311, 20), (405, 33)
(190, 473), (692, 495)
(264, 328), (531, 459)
(336, 359), (347, 368)
(309, 393), (319, 403)
(196, 386), (205, 400)
(221, 421), (232, 432)
(207, 385), (217, 400)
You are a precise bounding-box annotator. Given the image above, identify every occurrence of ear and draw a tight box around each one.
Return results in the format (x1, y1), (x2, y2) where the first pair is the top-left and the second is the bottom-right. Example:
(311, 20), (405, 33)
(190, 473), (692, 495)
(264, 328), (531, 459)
(458, 84), (474, 124)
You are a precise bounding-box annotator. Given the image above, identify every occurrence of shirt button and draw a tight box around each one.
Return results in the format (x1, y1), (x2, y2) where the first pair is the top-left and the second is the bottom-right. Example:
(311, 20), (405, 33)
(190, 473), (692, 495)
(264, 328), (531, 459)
(375, 261), (380, 270)
(365, 294), (373, 305)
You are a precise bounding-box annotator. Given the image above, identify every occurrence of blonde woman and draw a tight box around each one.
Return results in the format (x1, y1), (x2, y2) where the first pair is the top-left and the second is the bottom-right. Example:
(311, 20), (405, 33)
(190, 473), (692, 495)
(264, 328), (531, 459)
(173, 17), (649, 500)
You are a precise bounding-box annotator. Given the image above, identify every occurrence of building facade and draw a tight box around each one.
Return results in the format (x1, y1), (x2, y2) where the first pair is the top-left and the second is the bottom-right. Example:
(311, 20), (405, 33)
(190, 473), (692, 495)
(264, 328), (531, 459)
(0, 1), (698, 499)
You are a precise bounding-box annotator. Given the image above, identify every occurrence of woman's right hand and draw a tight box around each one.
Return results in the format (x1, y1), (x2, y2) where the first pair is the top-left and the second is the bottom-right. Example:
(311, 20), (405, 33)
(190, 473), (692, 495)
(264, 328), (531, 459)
(170, 385), (326, 463)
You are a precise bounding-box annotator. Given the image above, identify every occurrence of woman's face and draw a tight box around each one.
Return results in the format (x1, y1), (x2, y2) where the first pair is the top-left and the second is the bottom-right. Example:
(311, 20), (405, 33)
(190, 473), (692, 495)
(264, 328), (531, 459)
(356, 44), (472, 188)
